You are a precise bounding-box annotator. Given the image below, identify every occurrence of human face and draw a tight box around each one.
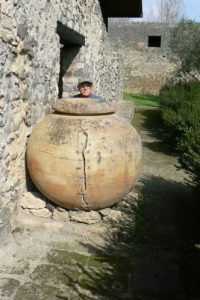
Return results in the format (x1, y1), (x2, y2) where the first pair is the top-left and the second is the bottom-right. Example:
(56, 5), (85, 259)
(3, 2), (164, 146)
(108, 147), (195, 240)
(78, 82), (93, 97)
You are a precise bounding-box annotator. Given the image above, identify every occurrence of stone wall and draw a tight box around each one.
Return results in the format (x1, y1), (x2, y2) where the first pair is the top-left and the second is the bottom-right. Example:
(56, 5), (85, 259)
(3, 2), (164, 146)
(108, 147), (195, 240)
(0, 0), (124, 241)
(108, 20), (179, 94)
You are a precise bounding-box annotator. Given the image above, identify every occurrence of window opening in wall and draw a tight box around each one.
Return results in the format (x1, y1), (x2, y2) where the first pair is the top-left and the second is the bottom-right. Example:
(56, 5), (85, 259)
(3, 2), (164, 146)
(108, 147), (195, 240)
(56, 22), (85, 98)
(148, 36), (161, 47)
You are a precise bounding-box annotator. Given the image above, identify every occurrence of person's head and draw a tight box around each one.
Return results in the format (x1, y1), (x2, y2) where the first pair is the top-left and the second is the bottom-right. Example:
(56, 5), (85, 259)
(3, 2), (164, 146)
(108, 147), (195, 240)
(77, 77), (93, 98)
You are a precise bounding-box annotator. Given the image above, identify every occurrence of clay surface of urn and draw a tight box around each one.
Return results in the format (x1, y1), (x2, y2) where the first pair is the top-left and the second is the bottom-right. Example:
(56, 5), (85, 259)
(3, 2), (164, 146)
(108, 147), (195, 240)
(27, 98), (142, 210)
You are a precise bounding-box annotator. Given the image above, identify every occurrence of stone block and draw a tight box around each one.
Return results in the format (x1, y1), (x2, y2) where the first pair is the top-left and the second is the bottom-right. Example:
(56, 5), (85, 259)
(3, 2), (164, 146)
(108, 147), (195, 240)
(20, 192), (46, 209)
(17, 24), (28, 40)
(99, 208), (111, 216)
(70, 211), (101, 224)
(1, 14), (13, 30)
(52, 209), (70, 222)
(103, 210), (122, 222)
(29, 208), (52, 218)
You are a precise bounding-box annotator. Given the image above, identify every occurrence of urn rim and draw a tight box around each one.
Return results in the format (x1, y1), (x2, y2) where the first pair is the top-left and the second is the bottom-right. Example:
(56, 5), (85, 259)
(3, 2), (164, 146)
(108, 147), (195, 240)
(52, 98), (117, 115)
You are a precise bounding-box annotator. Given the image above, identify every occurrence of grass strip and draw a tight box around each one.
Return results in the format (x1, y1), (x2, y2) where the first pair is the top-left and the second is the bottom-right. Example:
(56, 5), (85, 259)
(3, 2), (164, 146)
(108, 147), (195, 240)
(123, 92), (160, 107)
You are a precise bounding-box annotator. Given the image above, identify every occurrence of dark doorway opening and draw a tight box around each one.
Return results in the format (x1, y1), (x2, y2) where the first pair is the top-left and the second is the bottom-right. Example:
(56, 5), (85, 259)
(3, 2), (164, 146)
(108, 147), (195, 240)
(56, 22), (85, 98)
(148, 36), (161, 47)
(58, 42), (80, 98)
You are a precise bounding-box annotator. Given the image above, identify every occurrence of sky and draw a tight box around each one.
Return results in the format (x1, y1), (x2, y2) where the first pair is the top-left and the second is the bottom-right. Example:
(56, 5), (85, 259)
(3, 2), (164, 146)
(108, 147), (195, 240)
(136, 0), (200, 22)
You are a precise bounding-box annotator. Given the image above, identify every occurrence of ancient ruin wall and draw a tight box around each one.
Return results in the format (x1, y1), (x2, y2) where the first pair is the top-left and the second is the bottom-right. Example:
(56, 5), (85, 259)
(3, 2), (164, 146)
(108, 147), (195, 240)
(0, 0), (124, 241)
(108, 20), (179, 94)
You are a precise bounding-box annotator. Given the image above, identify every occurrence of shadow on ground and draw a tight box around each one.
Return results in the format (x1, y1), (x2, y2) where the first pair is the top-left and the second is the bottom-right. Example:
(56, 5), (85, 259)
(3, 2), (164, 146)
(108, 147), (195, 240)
(133, 108), (175, 156)
(60, 176), (200, 300)
(133, 108), (163, 138)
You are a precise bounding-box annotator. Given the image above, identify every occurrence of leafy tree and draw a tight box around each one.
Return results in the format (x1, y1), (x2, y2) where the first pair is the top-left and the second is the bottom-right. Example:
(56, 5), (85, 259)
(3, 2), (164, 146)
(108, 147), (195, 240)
(169, 20), (200, 77)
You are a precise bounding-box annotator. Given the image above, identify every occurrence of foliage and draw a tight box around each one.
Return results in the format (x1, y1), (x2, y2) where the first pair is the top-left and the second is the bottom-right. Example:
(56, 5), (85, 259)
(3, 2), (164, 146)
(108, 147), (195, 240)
(159, 80), (200, 185)
(123, 92), (160, 107)
(169, 20), (200, 76)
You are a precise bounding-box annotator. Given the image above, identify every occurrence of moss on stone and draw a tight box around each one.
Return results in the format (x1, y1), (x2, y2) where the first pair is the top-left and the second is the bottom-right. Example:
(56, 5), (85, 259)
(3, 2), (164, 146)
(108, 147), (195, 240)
(0, 278), (20, 298)
(30, 264), (80, 284)
(47, 249), (89, 266)
(14, 282), (65, 300)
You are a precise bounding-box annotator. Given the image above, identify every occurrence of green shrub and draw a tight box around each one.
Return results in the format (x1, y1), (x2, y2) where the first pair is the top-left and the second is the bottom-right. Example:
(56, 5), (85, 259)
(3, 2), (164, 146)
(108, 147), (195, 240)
(159, 80), (200, 185)
(178, 127), (200, 180)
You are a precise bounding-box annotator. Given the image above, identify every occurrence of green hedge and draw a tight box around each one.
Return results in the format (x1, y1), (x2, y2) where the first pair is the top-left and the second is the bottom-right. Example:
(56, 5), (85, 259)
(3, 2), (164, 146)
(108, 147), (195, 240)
(159, 80), (200, 185)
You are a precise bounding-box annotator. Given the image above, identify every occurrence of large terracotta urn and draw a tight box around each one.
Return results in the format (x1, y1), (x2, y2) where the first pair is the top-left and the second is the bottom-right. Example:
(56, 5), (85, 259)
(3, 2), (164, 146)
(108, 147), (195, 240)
(27, 98), (142, 210)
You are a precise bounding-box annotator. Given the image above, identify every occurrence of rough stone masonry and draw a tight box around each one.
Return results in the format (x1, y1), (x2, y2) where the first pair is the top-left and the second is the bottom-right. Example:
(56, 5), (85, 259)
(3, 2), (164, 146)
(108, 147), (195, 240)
(0, 0), (125, 241)
(108, 20), (180, 95)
